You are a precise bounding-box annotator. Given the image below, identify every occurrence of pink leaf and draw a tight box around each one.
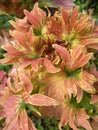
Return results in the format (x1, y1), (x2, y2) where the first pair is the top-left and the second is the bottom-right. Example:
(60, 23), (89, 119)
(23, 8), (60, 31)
(53, 44), (70, 62)
(70, 6), (79, 30)
(26, 94), (57, 106)
(20, 110), (29, 130)
(12, 30), (30, 51)
(61, 8), (69, 25)
(43, 58), (60, 73)
(78, 53), (93, 68)
(71, 45), (84, 62)
(20, 74), (33, 94)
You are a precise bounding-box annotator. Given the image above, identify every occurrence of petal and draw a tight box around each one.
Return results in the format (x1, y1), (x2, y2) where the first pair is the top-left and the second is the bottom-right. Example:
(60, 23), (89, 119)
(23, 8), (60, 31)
(19, 58), (42, 72)
(1, 76), (7, 87)
(0, 71), (6, 81)
(82, 71), (96, 84)
(43, 58), (60, 73)
(71, 45), (83, 62)
(31, 59), (42, 72)
(20, 74), (33, 94)
(75, 15), (88, 32)
(24, 9), (38, 27)
(78, 53), (93, 68)
(27, 28), (34, 46)
(24, 3), (46, 27)
(4, 95), (20, 123)
(53, 44), (70, 62)
(76, 110), (92, 130)
(3, 113), (18, 130)
(69, 109), (79, 130)
(87, 44), (98, 50)
(26, 94), (57, 106)
(90, 95), (98, 104)
(71, 79), (78, 97)
(65, 79), (74, 98)
(80, 39), (98, 47)
(58, 107), (69, 130)
(20, 109), (29, 130)
(0, 57), (19, 64)
(70, 6), (79, 30)
(11, 30), (30, 51)
(76, 87), (83, 103)
(78, 79), (95, 93)
(28, 117), (37, 130)
(43, 74), (65, 102)
(7, 77), (15, 93)
(61, 8), (69, 25)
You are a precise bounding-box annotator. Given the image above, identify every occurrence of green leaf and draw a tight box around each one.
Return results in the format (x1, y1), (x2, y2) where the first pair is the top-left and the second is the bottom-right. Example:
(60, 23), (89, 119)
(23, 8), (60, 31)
(65, 68), (82, 79)
(26, 103), (41, 116)
(0, 118), (5, 127)
(70, 92), (91, 108)
(38, 125), (44, 130)
(18, 100), (26, 112)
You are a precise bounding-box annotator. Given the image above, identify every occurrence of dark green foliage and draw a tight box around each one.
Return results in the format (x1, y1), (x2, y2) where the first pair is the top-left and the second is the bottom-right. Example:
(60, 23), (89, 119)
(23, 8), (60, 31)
(0, 64), (12, 73)
(0, 118), (5, 128)
(74, 0), (88, 11)
(75, 0), (98, 19)
(0, 14), (15, 31)
(19, 0), (36, 11)
(0, 48), (12, 73)
(33, 117), (72, 130)
(0, 49), (12, 73)
(64, 68), (81, 78)
(0, 48), (6, 59)
(70, 92), (97, 117)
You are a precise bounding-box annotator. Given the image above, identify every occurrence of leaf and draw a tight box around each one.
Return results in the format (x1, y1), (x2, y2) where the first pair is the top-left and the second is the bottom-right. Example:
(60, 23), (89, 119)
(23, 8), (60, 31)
(26, 103), (41, 116)
(26, 94), (57, 106)
(0, 118), (5, 127)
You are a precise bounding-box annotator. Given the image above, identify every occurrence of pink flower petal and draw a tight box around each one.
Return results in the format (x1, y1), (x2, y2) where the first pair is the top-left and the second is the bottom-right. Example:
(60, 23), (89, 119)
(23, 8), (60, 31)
(76, 110), (92, 130)
(24, 3), (46, 27)
(78, 53), (93, 68)
(20, 74), (33, 94)
(26, 94), (57, 106)
(90, 95), (98, 104)
(61, 8), (69, 25)
(53, 44), (70, 62)
(78, 79), (95, 93)
(19, 109), (29, 130)
(3, 113), (18, 130)
(71, 45), (83, 62)
(70, 6), (79, 30)
(43, 58), (60, 73)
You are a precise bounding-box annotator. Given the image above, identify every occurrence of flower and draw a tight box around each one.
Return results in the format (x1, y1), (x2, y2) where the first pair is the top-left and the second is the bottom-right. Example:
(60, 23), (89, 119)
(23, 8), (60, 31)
(58, 106), (92, 130)
(0, 28), (59, 73)
(0, 3), (98, 130)
(2, 95), (37, 130)
(0, 68), (57, 130)
(42, 44), (96, 103)
(61, 6), (98, 49)
(24, 3), (46, 28)
(10, 3), (46, 33)
(48, 6), (98, 49)
(0, 3), (60, 73)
